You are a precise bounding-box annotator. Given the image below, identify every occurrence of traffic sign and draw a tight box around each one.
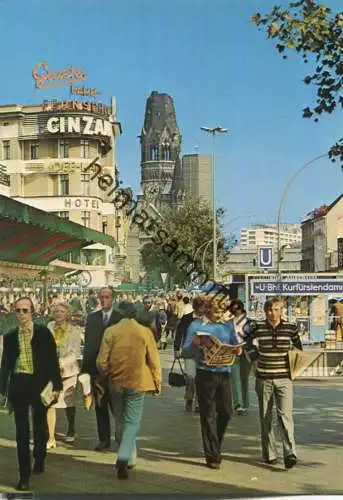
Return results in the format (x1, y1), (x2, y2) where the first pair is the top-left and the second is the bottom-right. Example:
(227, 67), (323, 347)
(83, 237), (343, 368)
(258, 247), (273, 269)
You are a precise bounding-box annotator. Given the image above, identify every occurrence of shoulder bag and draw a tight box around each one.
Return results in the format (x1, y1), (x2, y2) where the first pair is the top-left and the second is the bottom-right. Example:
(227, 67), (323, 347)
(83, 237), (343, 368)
(168, 358), (186, 387)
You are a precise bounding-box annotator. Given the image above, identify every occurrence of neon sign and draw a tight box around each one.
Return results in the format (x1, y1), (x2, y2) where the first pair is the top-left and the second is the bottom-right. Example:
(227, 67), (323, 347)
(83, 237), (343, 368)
(41, 100), (112, 116)
(46, 116), (113, 137)
(70, 85), (101, 97)
(32, 62), (87, 89)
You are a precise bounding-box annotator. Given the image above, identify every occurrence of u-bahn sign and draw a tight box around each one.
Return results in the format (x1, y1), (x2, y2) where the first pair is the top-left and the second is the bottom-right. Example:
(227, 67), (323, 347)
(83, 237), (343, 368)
(251, 279), (343, 295)
(258, 247), (273, 269)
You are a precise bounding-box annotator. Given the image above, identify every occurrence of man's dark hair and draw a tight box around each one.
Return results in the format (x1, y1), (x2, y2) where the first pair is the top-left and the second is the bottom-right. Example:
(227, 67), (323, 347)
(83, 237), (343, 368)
(15, 296), (35, 314)
(183, 297), (190, 305)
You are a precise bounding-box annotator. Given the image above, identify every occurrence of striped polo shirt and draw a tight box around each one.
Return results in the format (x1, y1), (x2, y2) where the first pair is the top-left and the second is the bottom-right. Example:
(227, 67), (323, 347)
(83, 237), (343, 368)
(251, 320), (302, 380)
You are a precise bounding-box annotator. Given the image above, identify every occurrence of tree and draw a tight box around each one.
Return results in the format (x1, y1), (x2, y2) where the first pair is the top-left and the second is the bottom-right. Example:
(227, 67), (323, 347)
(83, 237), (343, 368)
(251, 0), (343, 162)
(140, 199), (228, 287)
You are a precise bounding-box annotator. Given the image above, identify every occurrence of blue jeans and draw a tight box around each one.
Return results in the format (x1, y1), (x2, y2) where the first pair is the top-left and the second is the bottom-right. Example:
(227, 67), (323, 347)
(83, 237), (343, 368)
(109, 383), (145, 465)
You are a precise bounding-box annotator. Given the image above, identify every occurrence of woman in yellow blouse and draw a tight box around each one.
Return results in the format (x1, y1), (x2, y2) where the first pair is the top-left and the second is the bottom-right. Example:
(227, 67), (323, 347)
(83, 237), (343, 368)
(46, 301), (81, 449)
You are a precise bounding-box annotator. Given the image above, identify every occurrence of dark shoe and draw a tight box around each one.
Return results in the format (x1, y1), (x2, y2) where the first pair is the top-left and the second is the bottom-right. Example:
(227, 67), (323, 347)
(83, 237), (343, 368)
(116, 460), (129, 479)
(265, 458), (277, 465)
(32, 462), (45, 474)
(95, 441), (111, 451)
(284, 454), (297, 469)
(16, 480), (30, 491)
(185, 401), (193, 412)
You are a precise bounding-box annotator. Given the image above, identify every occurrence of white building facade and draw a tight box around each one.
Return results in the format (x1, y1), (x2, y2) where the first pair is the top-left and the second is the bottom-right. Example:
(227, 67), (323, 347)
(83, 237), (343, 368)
(0, 100), (127, 287)
(240, 224), (301, 248)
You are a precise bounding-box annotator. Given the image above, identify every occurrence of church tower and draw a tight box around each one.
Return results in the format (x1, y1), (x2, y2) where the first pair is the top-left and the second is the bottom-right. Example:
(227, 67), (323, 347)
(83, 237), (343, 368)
(140, 91), (184, 211)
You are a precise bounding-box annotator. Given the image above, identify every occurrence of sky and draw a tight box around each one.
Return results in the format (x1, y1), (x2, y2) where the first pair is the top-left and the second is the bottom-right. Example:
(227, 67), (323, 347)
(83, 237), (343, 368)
(0, 0), (342, 236)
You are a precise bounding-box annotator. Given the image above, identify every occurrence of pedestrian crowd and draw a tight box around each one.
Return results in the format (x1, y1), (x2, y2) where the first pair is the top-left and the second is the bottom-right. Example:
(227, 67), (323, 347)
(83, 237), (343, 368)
(0, 286), (302, 491)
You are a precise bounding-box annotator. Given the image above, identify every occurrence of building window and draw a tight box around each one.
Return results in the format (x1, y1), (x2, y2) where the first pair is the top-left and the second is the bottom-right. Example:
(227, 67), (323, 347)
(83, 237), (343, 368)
(81, 173), (90, 196)
(2, 141), (10, 160)
(151, 145), (159, 160)
(59, 174), (69, 196)
(80, 139), (89, 159)
(30, 141), (39, 160)
(162, 144), (171, 160)
(81, 211), (91, 227)
(59, 139), (69, 158)
(102, 218), (108, 233)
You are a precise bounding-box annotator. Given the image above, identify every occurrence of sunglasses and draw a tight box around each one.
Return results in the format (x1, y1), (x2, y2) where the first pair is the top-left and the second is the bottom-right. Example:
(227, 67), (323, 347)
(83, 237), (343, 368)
(15, 308), (30, 314)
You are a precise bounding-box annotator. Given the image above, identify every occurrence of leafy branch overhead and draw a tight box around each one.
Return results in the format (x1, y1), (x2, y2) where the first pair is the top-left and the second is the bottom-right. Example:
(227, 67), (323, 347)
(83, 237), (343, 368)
(251, 0), (343, 162)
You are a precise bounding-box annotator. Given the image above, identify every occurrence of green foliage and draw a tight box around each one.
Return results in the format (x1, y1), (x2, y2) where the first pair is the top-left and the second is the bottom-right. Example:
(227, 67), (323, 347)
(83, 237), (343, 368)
(140, 199), (228, 286)
(251, 0), (343, 162)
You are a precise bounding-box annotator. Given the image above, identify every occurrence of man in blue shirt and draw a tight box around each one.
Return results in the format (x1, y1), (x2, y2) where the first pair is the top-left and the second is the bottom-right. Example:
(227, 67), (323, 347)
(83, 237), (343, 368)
(182, 296), (241, 469)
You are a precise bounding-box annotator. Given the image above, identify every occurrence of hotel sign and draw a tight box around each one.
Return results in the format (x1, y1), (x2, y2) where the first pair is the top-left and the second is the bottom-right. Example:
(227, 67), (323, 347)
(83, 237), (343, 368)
(64, 198), (100, 210)
(32, 62), (87, 89)
(46, 115), (113, 137)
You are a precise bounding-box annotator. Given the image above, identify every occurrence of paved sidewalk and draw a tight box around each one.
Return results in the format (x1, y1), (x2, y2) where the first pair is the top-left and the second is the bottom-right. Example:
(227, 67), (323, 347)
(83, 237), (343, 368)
(0, 350), (343, 495)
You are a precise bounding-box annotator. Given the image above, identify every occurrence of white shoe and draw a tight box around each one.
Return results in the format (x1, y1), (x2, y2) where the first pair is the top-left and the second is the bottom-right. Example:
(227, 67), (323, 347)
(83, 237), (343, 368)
(65, 434), (75, 443)
(47, 438), (56, 450)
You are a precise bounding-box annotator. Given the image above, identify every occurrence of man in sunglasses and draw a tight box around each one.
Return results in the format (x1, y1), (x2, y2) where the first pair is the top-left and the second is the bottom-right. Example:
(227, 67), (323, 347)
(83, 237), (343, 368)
(0, 297), (62, 491)
(249, 297), (302, 470)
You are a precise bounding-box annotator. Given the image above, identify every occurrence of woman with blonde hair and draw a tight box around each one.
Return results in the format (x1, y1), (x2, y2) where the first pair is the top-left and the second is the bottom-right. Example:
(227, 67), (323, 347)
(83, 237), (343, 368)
(46, 301), (81, 448)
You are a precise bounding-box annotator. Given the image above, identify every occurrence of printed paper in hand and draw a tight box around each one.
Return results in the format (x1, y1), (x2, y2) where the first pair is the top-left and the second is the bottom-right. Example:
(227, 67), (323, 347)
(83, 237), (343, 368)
(196, 332), (244, 367)
(40, 381), (54, 407)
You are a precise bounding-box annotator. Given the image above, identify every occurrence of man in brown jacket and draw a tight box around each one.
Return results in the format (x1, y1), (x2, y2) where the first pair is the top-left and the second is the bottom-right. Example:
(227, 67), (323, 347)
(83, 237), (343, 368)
(96, 302), (161, 479)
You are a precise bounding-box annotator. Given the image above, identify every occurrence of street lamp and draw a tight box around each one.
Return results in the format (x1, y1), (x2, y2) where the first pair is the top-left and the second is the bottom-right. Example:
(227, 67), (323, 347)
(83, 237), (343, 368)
(276, 153), (328, 275)
(200, 126), (228, 281)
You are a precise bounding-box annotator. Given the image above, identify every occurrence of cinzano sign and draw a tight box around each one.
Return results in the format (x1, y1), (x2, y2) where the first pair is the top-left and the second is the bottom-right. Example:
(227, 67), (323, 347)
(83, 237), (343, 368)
(46, 116), (112, 137)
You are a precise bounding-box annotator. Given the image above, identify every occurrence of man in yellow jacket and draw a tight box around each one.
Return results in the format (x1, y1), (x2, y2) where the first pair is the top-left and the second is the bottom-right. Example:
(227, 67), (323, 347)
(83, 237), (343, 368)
(96, 302), (161, 479)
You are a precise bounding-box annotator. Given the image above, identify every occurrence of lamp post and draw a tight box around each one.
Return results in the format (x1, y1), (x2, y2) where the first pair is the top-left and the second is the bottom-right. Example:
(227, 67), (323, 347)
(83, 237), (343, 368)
(201, 126), (228, 282)
(276, 153), (328, 275)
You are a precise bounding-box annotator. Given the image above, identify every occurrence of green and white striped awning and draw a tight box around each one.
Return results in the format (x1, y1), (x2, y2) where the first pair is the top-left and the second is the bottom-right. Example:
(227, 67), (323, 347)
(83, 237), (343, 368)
(0, 195), (115, 266)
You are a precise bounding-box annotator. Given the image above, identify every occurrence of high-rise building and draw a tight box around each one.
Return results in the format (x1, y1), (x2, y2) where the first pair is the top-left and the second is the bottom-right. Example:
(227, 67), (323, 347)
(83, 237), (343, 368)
(182, 154), (212, 206)
(139, 91), (184, 211)
(240, 224), (301, 248)
(0, 99), (126, 286)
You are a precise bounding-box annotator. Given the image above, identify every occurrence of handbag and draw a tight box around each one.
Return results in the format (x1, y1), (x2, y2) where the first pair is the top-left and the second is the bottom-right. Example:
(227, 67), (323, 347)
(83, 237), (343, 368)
(168, 358), (186, 387)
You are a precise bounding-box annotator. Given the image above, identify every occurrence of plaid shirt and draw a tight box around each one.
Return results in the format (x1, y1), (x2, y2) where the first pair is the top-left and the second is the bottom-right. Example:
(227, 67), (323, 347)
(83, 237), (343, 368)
(15, 323), (34, 374)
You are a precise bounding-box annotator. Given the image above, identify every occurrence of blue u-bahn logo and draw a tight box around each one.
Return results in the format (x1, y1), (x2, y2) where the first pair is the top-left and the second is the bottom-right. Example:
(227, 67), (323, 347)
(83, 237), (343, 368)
(258, 247), (273, 269)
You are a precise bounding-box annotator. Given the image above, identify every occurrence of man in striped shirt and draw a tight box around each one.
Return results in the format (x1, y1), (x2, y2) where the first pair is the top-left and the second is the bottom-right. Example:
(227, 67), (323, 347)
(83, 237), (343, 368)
(250, 297), (302, 469)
